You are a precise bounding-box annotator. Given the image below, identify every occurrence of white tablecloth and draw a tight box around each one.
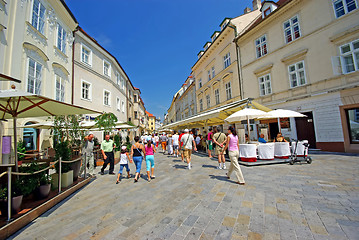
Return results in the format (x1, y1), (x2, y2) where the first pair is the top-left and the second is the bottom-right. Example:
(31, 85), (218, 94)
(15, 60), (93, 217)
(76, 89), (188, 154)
(257, 143), (275, 160)
(291, 140), (308, 156)
(239, 144), (257, 158)
(274, 142), (291, 157)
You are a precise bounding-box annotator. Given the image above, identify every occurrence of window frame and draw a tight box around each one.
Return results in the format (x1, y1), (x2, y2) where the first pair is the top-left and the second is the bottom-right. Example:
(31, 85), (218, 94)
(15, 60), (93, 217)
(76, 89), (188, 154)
(332, 0), (358, 18)
(214, 89), (220, 105)
(225, 82), (232, 100)
(81, 79), (92, 101)
(81, 43), (92, 66)
(103, 60), (111, 77)
(288, 60), (307, 88)
(198, 78), (202, 89)
(339, 39), (359, 74)
(57, 23), (67, 54)
(103, 89), (111, 106)
(211, 66), (215, 79)
(31, 0), (46, 34)
(55, 74), (65, 102)
(206, 94), (210, 108)
(255, 34), (268, 58)
(258, 73), (272, 96)
(207, 70), (211, 81)
(116, 97), (121, 111)
(26, 57), (42, 95)
(224, 52), (231, 69)
(121, 100), (125, 113)
(283, 15), (301, 44)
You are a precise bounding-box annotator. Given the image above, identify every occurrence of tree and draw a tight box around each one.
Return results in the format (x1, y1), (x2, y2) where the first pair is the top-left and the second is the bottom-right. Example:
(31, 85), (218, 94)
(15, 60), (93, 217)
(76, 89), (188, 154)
(95, 112), (118, 135)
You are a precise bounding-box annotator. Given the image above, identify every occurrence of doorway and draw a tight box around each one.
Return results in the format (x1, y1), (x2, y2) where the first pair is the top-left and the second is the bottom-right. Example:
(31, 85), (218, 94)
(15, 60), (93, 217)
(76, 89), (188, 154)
(295, 111), (316, 148)
(269, 122), (279, 141)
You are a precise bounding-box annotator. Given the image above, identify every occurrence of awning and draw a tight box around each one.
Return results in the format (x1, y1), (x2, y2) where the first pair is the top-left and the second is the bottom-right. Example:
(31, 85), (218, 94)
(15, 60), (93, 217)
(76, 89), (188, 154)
(162, 98), (272, 130)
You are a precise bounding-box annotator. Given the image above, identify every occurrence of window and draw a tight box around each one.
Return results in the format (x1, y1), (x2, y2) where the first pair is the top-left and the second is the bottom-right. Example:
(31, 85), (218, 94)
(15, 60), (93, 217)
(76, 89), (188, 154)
(206, 95), (210, 108)
(121, 100), (125, 112)
(211, 66), (215, 78)
(199, 99), (203, 112)
(27, 58), (42, 94)
(225, 82), (232, 100)
(55, 75), (65, 102)
(81, 44), (92, 65)
(333, 0), (358, 18)
(264, 7), (271, 17)
(340, 39), (359, 73)
(116, 97), (121, 111)
(208, 70), (211, 81)
(198, 78), (202, 88)
(346, 108), (359, 143)
(134, 95), (138, 103)
(134, 111), (138, 119)
(258, 74), (272, 96)
(103, 60), (111, 77)
(215, 89), (220, 105)
(121, 76), (125, 89)
(116, 72), (121, 86)
(31, 0), (46, 34)
(288, 61), (306, 88)
(224, 52), (231, 68)
(81, 80), (91, 100)
(283, 15), (301, 44)
(103, 90), (111, 106)
(57, 24), (67, 54)
(255, 35), (267, 58)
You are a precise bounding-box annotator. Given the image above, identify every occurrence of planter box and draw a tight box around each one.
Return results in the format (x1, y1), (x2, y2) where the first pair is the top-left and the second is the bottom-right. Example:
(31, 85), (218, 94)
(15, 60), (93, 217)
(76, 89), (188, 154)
(51, 170), (73, 188)
(0, 195), (23, 215)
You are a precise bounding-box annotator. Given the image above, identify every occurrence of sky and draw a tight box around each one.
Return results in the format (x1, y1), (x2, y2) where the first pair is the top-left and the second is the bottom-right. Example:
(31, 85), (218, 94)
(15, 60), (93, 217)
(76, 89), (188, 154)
(66, 0), (254, 121)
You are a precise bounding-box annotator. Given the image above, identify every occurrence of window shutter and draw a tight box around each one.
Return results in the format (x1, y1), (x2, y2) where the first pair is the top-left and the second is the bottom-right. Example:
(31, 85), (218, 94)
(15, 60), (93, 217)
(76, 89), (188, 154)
(331, 56), (342, 75)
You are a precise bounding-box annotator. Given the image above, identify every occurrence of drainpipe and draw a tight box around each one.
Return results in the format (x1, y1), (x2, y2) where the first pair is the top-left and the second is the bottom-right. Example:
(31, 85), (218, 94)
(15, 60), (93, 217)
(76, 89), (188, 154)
(228, 24), (244, 100)
(71, 30), (77, 105)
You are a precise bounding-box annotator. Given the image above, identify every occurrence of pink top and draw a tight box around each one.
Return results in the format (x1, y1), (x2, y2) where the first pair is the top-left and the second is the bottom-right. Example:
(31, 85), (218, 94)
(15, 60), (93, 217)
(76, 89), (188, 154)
(145, 145), (154, 155)
(207, 132), (213, 141)
(228, 134), (239, 151)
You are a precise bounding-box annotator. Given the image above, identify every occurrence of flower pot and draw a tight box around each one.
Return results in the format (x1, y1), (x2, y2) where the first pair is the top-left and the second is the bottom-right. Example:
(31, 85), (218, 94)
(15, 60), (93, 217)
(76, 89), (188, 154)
(0, 195), (23, 215)
(36, 184), (51, 199)
(70, 160), (81, 181)
(51, 170), (74, 188)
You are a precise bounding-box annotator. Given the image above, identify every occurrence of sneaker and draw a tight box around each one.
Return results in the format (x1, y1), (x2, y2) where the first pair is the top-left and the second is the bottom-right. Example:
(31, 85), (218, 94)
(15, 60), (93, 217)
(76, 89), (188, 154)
(223, 165), (226, 170)
(217, 166), (222, 170)
(188, 163), (192, 170)
(100, 171), (104, 175)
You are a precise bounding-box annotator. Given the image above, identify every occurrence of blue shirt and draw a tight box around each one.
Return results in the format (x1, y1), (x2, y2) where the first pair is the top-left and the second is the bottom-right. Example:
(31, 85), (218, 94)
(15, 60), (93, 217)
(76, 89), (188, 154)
(258, 137), (267, 143)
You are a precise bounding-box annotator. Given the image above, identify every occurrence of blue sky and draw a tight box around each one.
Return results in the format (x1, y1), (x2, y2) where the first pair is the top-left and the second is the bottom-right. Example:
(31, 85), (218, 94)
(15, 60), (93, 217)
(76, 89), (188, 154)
(66, 0), (253, 120)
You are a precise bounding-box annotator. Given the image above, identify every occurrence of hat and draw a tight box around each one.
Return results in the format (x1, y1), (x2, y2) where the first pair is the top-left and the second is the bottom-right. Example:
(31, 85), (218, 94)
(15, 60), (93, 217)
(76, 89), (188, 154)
(184, 129), (189, 132)
(121, 146), (127, 150)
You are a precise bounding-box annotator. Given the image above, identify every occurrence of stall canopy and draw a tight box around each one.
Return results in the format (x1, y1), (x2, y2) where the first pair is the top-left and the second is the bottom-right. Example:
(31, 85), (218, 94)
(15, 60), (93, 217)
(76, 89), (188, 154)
(0, 73), (21, 83)
(162, 98), (272, 130)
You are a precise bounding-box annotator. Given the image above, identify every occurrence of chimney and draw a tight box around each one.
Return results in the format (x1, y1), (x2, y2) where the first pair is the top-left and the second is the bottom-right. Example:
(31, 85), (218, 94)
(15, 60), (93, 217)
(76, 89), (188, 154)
(244, 7), (251, 14)
(253, 0), (261, 11)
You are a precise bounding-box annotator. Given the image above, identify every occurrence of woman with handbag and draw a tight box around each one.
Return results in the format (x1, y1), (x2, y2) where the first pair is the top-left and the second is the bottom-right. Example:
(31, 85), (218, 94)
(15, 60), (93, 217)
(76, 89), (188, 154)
(130, 136), (146, 182)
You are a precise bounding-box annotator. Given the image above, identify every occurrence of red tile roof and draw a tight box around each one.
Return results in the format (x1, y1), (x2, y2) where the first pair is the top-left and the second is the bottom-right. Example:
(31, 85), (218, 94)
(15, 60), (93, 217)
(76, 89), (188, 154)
(146, 111), (154, 117)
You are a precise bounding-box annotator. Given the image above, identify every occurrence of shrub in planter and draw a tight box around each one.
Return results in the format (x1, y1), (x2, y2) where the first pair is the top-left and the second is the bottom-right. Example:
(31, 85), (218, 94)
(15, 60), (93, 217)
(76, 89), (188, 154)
(36, 174), (52, 199)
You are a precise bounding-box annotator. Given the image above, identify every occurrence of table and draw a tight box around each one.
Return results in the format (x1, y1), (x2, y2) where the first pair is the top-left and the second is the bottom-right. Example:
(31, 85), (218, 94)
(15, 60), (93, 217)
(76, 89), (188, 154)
(239, 144), (257, 162)
(274, 142), (291, 159)
(257, 143), (275, 160)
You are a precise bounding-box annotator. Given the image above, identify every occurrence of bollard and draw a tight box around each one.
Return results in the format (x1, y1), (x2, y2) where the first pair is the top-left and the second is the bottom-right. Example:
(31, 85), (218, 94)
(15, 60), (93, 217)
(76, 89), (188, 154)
(84, 152), (87, 179)
(58, 157), (62, 194)
(7, 166), (11, 222)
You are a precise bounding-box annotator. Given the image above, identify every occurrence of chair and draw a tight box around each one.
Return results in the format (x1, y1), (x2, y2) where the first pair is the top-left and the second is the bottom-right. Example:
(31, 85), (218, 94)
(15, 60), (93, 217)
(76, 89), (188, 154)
(257, 143), (275, 160)
(274, 142), (291, 159)
(239, 144), (257, 162)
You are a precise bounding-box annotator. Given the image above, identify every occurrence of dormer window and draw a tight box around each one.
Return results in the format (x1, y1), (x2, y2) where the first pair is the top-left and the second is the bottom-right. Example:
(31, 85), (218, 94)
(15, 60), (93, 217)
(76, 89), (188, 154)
(219, 18), (231, 31)
(264, 7), (271, 17)
(197, 51), (204, 59)
(211, 31), (220, 42)
(203, 42), (211, 51)
(261, 1), (278, 18)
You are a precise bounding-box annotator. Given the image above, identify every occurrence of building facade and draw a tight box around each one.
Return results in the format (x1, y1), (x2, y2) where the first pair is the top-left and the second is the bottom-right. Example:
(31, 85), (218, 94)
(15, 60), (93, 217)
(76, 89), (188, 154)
(235, 0), (359, 152)
(0, 0), (77, 151)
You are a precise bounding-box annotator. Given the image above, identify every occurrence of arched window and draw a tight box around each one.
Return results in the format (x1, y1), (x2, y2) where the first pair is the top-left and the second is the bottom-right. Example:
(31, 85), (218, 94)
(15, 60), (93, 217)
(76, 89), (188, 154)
(23, 122), (38, 151)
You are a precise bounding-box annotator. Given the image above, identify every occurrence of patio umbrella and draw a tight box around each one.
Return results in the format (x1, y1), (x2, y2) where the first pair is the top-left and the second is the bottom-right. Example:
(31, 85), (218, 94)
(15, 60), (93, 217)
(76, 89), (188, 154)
(0, 73), (21, 83)
(116, 123), (136, 129)
(259, 109), (306, 132)
(225, 108), (270, 138)
(0, 89), (101, 170)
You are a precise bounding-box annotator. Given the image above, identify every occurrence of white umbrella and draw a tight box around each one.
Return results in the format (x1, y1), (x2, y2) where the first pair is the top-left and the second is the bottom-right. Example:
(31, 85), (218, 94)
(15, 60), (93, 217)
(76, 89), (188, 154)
(117, 124), (136, 129)
(259, 109), (307, 132)
(225, 108), (270, 138)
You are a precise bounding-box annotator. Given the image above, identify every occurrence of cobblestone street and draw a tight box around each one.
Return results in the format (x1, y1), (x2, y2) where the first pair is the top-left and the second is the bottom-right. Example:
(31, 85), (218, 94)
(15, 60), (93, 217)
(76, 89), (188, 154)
(9, 152), (359, 240)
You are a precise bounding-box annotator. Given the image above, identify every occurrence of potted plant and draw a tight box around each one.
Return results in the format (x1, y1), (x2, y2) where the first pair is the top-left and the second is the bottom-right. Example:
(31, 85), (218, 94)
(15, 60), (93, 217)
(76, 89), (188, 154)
(113, 134), (122, 160)
(37, 173), (52, 199)
(0, 179), (27, 215)
(17, 139), (26, 165)
(52, 141), (73, 188)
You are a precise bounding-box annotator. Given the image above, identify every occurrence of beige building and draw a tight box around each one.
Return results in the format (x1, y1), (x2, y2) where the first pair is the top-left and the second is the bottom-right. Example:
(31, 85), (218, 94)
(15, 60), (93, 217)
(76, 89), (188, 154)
(0, 0), (77, 151)
(175, 76), (196, 122)
(132, 87), (147, 136)
(235, 0), (359, 152)
(73, 27), (130, 124)
(192, 1), (261, 116)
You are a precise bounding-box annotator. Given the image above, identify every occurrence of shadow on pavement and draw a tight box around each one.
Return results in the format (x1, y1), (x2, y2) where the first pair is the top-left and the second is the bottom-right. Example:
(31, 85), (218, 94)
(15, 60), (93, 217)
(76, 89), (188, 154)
(209, 174), (234, 183)
(172, 159), (182, 162)
(172, 164), (187, 169)
(202, 164), (217, 169)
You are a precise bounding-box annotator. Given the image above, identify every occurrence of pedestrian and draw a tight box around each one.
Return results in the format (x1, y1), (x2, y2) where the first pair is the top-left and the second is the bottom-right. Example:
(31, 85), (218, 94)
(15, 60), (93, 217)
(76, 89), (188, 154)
(180, 129), (197, 169)
(212, 126), (227, 169)
(145, 140), (156, 182)
(154, 133), (159, 150)
(160, 133), (167, 153)
(130, 136), (146, 182)
(222, 126), (245, 185)
(116, 146), (132, 184)
(207, 128), (214, 158)
(167, 134), (173, 155)
(172, 131), (180, 157)
(195, 134), (201, 151)
(100, 134), (116, 175)
(79, 133), (95, 177)
(178, 130), (185, 162)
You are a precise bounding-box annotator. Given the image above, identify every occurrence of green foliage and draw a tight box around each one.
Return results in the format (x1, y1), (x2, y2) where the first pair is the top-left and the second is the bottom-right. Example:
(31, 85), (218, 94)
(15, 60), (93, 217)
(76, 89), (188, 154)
(52, 115), (83, 147)
(54, 141), (72, 173)
(0, 187), (7, 200)
(17, 140), (26, 161)
(113, 134), (122, 151)
(95, 112), (118, 135)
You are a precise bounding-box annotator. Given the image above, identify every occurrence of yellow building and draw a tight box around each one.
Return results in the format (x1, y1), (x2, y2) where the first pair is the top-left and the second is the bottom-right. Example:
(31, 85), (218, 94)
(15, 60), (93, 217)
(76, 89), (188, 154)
(235, 0), (359, 152)
(146, 111), (156, 133)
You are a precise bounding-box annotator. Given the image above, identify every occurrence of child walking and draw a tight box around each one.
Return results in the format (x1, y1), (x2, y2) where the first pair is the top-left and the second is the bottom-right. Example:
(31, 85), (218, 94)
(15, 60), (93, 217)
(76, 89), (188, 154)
(116, 146), (132, 184)
(145, 140), (156, 182)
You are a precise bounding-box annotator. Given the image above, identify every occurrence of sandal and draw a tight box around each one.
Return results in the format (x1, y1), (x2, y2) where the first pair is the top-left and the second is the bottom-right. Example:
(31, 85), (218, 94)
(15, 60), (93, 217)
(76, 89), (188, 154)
(151, 176), (156, 179)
